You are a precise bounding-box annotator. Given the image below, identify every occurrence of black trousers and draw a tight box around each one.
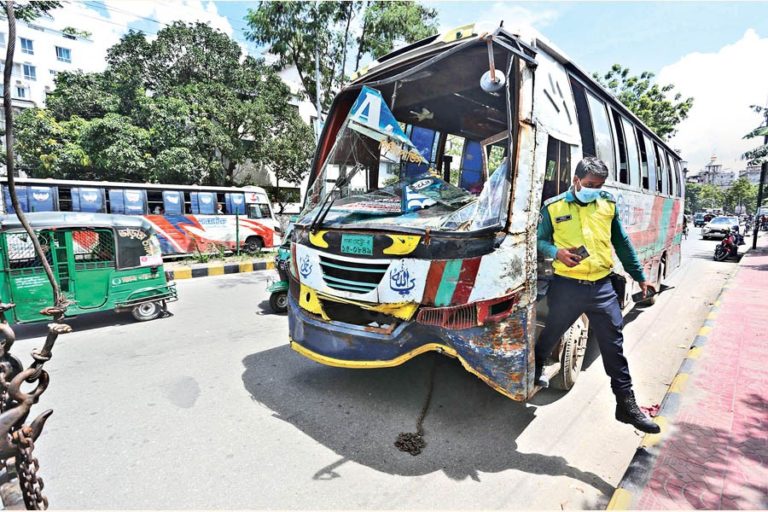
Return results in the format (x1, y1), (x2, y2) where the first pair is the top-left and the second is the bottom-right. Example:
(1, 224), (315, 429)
(535, 275), (633, 395)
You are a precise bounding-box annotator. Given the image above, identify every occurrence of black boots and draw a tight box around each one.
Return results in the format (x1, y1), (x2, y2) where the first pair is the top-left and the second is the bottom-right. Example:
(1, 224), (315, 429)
(615, 391), (661, 434)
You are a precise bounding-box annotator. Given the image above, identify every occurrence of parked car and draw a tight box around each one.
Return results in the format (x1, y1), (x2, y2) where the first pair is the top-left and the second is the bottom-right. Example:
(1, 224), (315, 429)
(702, 216), (739, 240)
(693, 212), (706, 227)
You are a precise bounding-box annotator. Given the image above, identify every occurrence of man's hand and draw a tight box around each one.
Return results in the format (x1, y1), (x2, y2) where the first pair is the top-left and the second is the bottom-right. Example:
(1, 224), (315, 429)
(556, 247), (582, 267)
(638, 281), (649, 298)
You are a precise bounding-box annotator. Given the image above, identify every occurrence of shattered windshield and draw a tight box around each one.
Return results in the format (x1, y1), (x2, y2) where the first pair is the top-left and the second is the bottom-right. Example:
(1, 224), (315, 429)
(298, 43), (511, 230)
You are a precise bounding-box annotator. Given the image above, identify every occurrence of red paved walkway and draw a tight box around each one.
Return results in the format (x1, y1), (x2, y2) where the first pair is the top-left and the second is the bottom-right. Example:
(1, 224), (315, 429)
(635, 237), (768, 509)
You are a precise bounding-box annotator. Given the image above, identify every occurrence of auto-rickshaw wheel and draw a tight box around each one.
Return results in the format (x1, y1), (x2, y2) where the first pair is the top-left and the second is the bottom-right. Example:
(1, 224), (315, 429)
(551, 314), (589, 391)
(132, 301), (162, 322)
(269, 291), (288, 313)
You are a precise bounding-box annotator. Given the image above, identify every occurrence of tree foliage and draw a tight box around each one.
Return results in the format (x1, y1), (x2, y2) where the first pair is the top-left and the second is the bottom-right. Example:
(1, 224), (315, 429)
(0, 1), (61, 22)
(14, 22), (314, 187)
(593, 64), (694, 139)
(245, 0), (438, 110)
(742, 104), (768, 165)
(724, 177), (758, 214)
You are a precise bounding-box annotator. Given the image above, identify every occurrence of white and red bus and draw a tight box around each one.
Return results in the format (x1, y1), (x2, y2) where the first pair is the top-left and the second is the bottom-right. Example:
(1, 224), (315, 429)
(0, 178), (281, 256)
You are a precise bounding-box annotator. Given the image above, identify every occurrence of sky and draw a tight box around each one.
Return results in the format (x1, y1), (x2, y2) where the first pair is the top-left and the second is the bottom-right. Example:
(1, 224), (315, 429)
(40, 1), (768, 174)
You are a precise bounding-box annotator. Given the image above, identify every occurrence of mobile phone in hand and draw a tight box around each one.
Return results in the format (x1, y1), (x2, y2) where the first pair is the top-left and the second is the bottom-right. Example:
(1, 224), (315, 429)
(574, 245), (590, 260)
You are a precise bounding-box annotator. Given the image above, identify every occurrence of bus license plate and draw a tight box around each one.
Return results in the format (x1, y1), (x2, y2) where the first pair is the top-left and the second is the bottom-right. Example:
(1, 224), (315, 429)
(341, 234), (373, 256)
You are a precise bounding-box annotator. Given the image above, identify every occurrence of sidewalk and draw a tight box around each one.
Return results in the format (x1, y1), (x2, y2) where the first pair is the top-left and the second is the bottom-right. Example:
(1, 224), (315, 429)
(609, 236), (768, 509)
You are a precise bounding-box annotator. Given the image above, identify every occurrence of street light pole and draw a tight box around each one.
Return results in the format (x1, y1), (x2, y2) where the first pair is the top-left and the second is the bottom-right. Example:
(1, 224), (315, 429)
(753, 161), (767, 250)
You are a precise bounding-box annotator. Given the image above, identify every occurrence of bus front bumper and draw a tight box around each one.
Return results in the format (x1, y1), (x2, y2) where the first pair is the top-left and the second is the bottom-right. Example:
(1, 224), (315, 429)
(287, 294), (534, 401)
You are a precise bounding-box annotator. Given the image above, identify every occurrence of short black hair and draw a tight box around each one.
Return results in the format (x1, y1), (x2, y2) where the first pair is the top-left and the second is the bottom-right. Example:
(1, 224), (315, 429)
(575, 156), (609, 179)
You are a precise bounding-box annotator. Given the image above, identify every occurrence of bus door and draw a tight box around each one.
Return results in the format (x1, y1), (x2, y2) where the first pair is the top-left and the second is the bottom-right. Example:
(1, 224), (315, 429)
(3, 230), (57, 322)
(69, 229), (115, 309)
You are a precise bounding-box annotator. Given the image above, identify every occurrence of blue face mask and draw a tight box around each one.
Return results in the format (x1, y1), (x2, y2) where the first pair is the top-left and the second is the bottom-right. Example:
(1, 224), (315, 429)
(574, 181), (602, 203)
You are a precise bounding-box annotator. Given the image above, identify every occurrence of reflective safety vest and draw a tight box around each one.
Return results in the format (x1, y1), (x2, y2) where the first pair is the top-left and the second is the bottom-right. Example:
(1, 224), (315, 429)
(545, 194), (616, 281)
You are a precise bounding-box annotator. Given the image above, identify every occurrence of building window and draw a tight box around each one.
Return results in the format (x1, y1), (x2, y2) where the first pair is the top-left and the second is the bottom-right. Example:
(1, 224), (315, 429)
(20, 37), (34, 55)
(23, 64), (36, 81)
(55, 46), (71, 63)
(15, 86), (26, 99)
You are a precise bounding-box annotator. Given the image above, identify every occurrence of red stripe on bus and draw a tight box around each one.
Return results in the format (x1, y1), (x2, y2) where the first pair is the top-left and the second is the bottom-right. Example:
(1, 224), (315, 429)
(423, 260), (446, 306)
(450, 257), (482, 305)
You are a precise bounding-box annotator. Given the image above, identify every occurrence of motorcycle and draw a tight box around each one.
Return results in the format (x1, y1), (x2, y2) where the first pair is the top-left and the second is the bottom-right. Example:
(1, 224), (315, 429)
(714, 228), (744, 261)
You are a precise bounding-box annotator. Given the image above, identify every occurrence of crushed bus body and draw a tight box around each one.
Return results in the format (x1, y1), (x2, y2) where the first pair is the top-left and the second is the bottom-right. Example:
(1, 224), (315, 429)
(288, 24), (684, 400)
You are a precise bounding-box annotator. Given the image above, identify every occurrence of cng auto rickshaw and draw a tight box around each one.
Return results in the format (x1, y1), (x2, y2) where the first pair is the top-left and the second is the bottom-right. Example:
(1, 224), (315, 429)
(0, 212), (177, 323)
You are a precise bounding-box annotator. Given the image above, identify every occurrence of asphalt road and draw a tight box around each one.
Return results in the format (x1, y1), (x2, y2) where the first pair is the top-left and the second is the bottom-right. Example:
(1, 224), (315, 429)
(9, 228), (742, 509)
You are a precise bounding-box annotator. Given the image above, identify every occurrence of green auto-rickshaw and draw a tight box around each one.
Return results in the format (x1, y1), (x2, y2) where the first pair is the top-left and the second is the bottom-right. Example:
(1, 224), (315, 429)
(0, 212), (177, 323)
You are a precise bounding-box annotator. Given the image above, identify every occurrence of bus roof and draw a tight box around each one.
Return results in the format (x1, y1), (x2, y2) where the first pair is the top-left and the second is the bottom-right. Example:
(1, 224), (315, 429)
(0, 177), (269, 195)
(349, 22), (682, 160)
(0, 212), (152, 231)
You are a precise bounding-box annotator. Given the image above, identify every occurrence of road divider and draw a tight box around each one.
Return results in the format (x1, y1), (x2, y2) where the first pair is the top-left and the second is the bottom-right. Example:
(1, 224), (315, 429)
(165, 259), (275, 280)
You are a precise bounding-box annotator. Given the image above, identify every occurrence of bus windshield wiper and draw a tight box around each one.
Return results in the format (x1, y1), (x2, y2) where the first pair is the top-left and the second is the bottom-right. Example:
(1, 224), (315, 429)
(309, 164), (363, 233)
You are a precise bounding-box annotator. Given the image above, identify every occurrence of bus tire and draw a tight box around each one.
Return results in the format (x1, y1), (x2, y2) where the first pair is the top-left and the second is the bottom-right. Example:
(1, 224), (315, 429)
(552, 314), (589, 391)
(132, 302), (162, 322)
(244, 236), (263, 253)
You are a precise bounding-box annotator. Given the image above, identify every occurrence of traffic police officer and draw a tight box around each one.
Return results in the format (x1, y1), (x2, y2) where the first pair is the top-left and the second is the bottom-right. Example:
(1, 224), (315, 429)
(536, 156), (660, 434)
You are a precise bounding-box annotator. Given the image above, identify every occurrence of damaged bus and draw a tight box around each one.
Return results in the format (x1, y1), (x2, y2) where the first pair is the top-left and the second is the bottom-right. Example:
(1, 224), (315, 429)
(287, 23), (684, 400)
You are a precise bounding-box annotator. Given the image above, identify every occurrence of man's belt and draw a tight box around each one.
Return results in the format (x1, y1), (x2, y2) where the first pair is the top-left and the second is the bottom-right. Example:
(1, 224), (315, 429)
(554, 274), (611, 286)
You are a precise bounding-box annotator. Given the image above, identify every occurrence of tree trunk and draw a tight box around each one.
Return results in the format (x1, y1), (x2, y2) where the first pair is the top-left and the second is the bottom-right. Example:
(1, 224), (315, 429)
(338, 4), (353, 90)
(354, 0), (369, 72)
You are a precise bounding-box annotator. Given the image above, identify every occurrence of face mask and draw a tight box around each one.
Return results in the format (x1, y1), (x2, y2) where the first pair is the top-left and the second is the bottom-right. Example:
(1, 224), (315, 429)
(574, 180), (602, 203)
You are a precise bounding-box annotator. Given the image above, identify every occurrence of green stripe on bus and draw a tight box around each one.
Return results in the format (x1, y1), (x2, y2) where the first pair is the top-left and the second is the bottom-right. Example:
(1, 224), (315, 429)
(435, 259), (462, 307)
(656, 198), (674, 253)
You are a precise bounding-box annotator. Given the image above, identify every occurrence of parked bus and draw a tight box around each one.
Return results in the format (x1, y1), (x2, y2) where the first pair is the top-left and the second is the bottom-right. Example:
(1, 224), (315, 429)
(286, 22), (685, 400)
(0, 178), (282, 256)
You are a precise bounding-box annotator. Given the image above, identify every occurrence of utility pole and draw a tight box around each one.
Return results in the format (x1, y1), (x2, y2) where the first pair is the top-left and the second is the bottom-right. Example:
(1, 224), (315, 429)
(751, 111), (768, 249)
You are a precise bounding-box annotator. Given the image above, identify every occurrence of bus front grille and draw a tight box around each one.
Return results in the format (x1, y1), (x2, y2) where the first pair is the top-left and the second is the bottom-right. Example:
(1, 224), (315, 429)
(319, 255), (389, 294)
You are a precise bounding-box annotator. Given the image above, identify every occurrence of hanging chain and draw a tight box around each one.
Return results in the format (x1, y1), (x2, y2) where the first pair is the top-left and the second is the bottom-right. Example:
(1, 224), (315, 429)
(0, 305), (70, 510)
(394, 353), (439, 456)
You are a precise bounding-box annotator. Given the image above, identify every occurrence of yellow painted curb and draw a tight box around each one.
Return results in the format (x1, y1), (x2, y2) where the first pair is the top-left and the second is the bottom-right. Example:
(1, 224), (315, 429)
(239, 262), (254, 273)
(714, 299), (721, 307)
(669, 373), (689, 393)
(265, 261), (275, 270)
(698, 325), (712, 336)
(173, 267), (192, 280)
(208, 264), (225, 276)
(687, 346), (703, 359)
(706, 311), (718, 320)
(606, 488), (633, 510)
(640, 416), (668, 449)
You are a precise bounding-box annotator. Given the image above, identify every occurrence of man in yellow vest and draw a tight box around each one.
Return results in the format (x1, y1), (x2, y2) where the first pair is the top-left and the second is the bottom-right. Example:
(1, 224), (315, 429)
(536, 156), (660, 434)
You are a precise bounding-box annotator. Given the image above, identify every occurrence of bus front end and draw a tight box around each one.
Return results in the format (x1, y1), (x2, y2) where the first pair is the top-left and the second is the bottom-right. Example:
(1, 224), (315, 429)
(288, 30), (543, 400)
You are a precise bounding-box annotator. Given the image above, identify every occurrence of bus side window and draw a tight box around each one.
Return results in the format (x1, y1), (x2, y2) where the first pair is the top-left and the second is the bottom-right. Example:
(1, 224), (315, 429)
(162, 191), (184, 215)
(541, 136), (572, 204)
(620, 117), (641, 187)
(404, 126), (439, 178)
(569, 78), (596, 158)
(673, 159), (684, 197)
(585, 92), (616, 180)
(460, 140), (484, 194)
(147, 189), (164, 215)
(611, 109), (629, 184)
(641, 133), (657, 192)
(654, 145), (668, 195)
(665, 152), (677, 197)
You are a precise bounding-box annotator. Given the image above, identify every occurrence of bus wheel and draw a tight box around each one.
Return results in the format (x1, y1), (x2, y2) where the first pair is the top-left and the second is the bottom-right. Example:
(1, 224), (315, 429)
(552, 314), (589, 391)
(132, 302), (162, 322)
(244, 236), (263, 253)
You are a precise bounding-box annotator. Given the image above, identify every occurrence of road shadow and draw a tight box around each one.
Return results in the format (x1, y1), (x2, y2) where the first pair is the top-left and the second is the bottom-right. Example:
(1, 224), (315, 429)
(241, 346), (614, 496)
(10, 309), (142, 341)
(213, 271), (271, 289)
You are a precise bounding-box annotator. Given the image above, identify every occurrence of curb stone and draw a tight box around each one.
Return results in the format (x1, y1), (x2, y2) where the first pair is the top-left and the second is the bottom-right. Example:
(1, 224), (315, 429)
(165, 259), (275, 281)
(606, 245), (749, 510)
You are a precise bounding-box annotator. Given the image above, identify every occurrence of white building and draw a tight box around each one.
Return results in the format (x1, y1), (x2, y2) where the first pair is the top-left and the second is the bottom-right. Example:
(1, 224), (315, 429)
(739, 164), (763, 185)
(0, 16), (99, 115)
(696, 156), (736, 188)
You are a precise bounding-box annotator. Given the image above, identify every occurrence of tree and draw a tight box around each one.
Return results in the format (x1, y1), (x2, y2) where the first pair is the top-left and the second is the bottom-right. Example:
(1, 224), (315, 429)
(245, 1), (438, 110)
(593, 64), (694, 139)
(697, 184), (725, 210)
(0, 1), (61, 22)
(742, 104), (768, 165)
(724, 178), (758, 214)
(14, 22), (313, 187)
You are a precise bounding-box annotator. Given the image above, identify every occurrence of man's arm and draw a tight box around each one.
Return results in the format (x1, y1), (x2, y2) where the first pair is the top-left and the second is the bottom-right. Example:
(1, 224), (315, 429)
(611, 210), (647, 282)
(537, 205), (558, 259)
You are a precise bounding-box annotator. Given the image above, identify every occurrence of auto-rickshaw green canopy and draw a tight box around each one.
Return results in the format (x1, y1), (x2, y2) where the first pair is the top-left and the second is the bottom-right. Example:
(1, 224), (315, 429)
(0, 212), (177, 323)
